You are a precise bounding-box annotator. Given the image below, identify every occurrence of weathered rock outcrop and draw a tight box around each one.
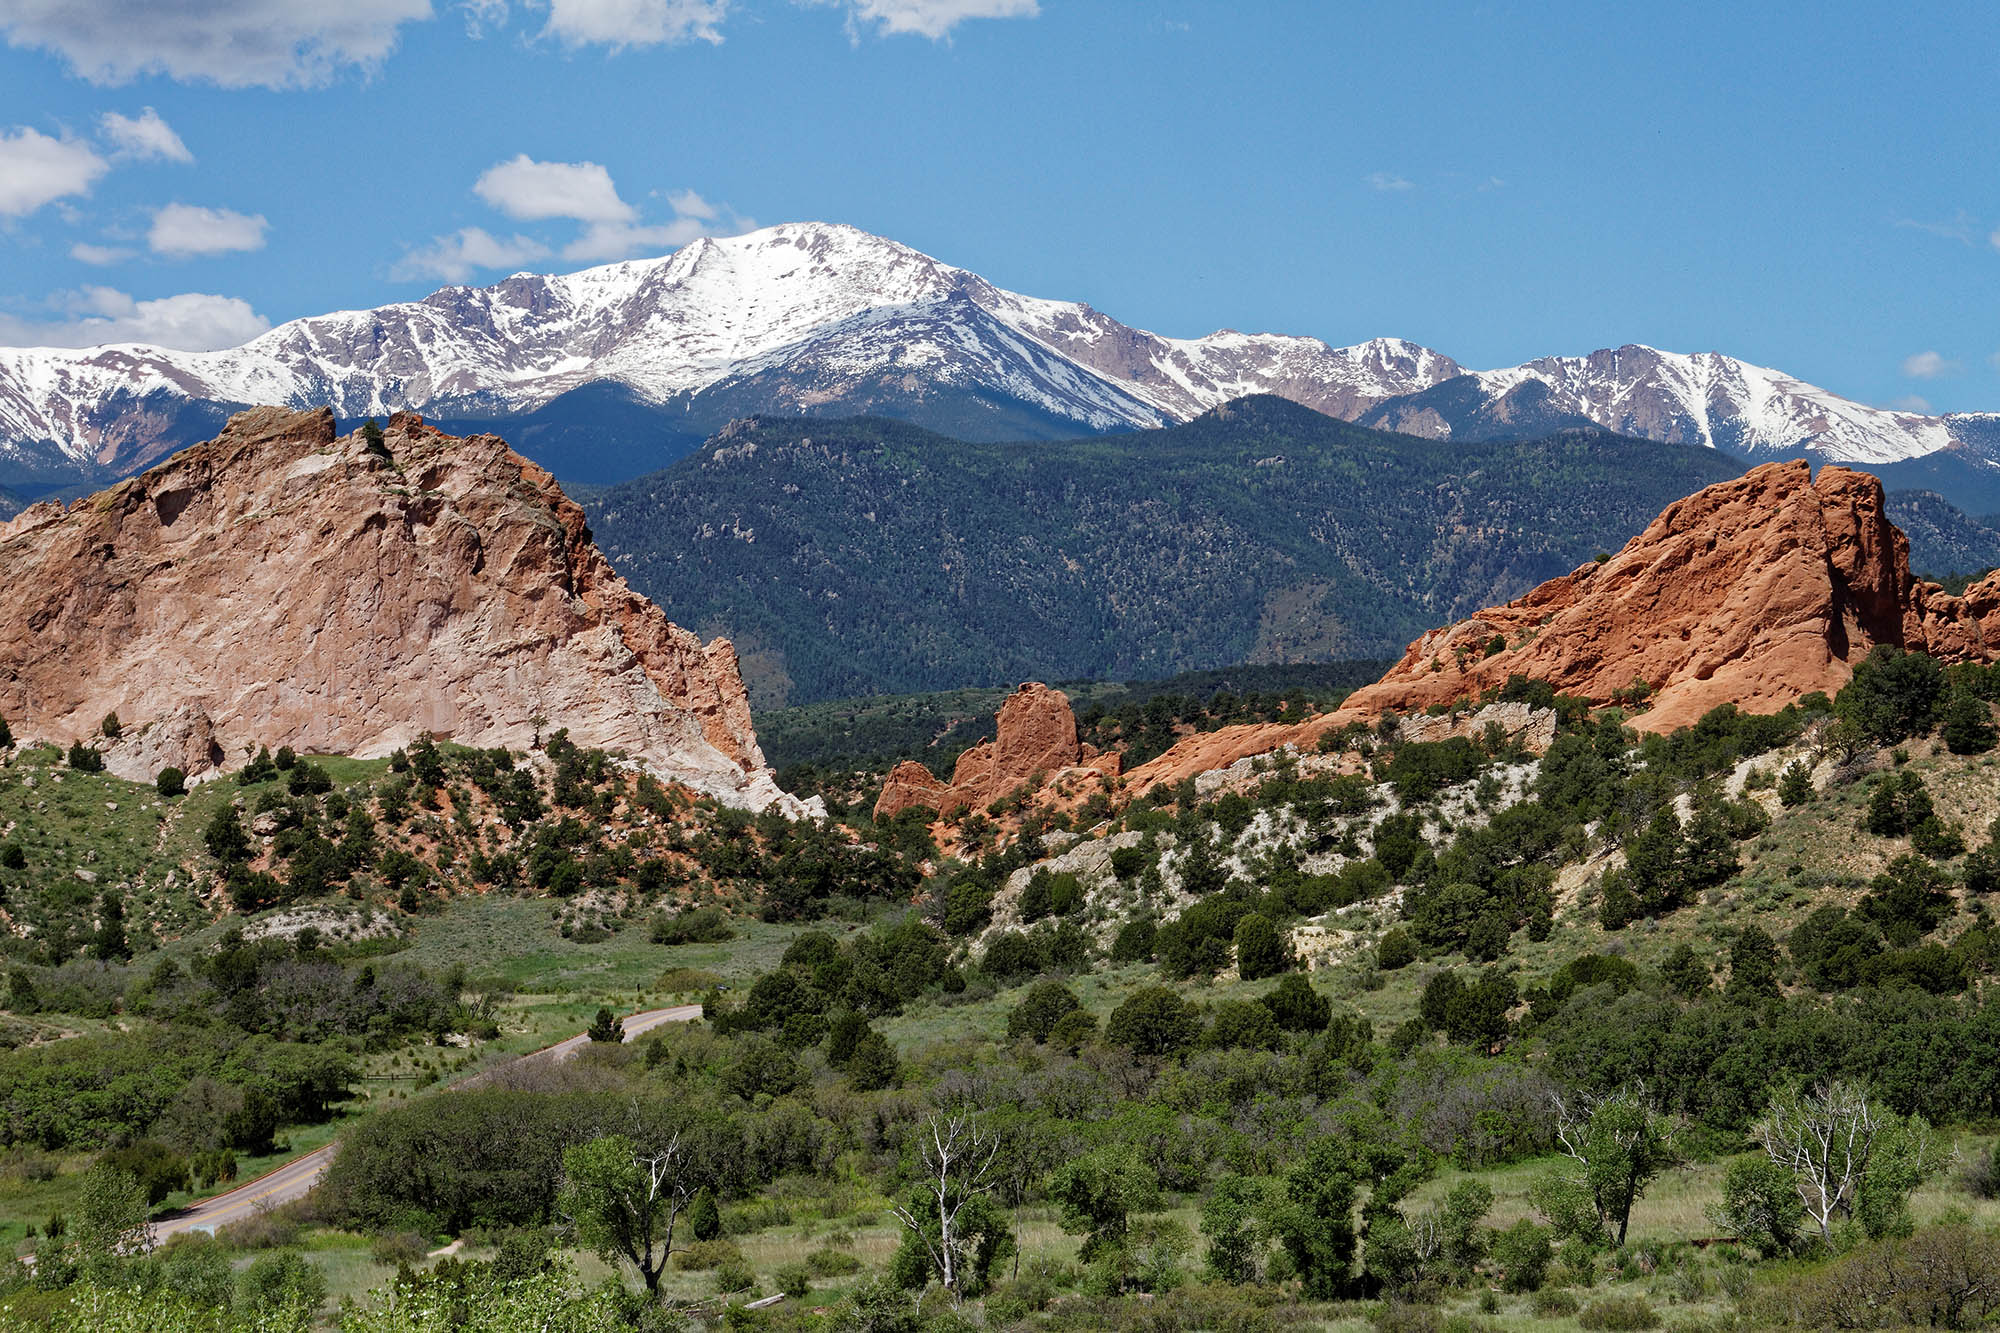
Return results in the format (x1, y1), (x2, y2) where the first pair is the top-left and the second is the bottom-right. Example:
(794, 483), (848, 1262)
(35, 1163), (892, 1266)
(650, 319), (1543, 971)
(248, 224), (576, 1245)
(873, 682), (1117, 820)
(874, 759), (949, 820)
(1343, 461), (2000, 733)
(1125, 461), (2000, 790)
(0, 406), (808, 813)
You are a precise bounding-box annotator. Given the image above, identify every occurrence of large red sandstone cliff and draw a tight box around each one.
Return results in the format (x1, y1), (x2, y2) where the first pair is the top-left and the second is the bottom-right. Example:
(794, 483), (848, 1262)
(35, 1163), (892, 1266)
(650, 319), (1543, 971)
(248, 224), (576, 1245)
(1123, 461), (2000, 790)
(0, 406), (808, 813)
(1341, 461), (2000, 732)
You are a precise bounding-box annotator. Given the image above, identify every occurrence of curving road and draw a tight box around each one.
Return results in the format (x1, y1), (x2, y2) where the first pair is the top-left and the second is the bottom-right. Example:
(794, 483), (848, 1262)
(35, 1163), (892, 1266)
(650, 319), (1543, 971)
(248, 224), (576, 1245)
(151, 1004), (704, 1242)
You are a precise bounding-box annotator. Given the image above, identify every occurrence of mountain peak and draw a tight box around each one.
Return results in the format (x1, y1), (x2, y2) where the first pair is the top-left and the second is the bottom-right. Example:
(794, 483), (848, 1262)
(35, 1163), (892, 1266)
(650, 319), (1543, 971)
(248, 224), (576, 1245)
(0, 223), (1983, 485)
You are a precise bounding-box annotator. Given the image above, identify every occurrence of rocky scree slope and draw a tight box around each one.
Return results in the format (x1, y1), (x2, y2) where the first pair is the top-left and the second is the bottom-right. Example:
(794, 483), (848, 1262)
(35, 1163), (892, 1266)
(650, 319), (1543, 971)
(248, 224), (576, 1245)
(0, 406), (808, 813)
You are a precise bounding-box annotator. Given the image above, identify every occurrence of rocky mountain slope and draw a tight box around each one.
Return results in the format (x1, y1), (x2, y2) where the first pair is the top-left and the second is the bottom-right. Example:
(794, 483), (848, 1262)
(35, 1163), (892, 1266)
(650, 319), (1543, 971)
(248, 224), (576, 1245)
(588, 400), (1999, 708)
(0, 222), (1992, 490)
(0, 406), (806, 812)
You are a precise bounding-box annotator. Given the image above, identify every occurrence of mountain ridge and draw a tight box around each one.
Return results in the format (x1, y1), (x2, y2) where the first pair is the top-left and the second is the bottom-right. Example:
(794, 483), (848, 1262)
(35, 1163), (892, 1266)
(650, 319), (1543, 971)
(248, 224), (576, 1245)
(0, 222), (1991, 492)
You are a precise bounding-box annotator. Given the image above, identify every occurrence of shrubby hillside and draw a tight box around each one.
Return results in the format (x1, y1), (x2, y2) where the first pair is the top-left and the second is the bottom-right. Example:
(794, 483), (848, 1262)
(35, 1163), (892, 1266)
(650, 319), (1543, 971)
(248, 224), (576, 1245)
(8, 648), (2000, 1331)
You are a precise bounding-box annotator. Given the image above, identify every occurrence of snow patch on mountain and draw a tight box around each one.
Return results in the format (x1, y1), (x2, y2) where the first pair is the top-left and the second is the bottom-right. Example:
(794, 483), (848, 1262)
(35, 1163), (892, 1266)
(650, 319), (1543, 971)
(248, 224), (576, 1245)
(0, 221), (1987, 479)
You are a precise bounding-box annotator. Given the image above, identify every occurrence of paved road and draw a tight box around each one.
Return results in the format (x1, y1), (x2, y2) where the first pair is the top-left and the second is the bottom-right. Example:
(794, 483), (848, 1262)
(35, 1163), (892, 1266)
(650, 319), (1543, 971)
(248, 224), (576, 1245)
(151, 1003), (704, 1241)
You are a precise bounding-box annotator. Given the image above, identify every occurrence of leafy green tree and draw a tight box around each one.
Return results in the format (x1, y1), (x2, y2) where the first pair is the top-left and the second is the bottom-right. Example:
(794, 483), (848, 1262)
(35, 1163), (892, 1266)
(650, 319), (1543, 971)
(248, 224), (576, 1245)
(98, 1140), (187, 1205)
(1679, 799), (1738, 894)
(1203, 999), (1280, 1051)
(1727, 926), (1782, 1002)
(1006, 979), (1082, 1043)
(557, 1133), (697, 1295)
(1836, 645), (1945, 743)
(1200, 1174), (1269, 1284)
(155, 766), (186, 798)
(1492, 1218), (1553, 1292)
(1623, 807), (1686, 915)
(687, 1187), (721, 1242)
(1708, 1156), (1806, 1256)
(203, 805), (250, 863)
(1376, 927), (1417, 970)
(846, 1030), (901, 1090)
(1105, 986), (1200, 1059)
(1549, 1088), (1679, 1247)
(67, 740), (105, 772)
(1659, 942), (1711, 998)
(100, 712), (121, 739)
(1271, 1136), (1360, 1298)
(1942, 688), (1999, 754)
(71, 1163), (151, 1280)
(241, 1250), (326, 1324)
(1232, 912), (1288, 980)
(1176, 829), (1228, 896)
(1260, 973), (1331, 1032)
(1866, 770), (1936, 837)
(1048, 1145), (1159, 1263)
(586, 1007), (623, 1044)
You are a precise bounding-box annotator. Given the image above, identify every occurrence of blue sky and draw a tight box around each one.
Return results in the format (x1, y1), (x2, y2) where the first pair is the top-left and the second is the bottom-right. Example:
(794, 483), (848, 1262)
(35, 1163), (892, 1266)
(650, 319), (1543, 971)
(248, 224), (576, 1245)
(0, 0), (1994, 414)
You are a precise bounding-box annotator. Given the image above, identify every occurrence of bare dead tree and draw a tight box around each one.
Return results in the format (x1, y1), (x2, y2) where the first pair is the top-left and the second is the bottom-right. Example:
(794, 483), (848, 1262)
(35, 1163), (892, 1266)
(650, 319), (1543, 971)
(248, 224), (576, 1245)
(1755, 1080), (1895, 1245)
(889, 1110), (1001, 1301)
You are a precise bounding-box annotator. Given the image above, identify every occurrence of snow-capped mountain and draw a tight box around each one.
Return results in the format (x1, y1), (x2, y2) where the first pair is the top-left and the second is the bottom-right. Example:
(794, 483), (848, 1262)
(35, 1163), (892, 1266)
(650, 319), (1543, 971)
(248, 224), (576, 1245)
(0, 221), (1990, 489)
(0, 223), (1463, 483)
(1358, 345), (1958, 466)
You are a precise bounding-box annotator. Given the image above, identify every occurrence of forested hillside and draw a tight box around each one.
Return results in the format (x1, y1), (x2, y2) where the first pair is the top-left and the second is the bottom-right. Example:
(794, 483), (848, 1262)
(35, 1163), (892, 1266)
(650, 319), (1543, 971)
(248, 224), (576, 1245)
(591, 400), (2000, 708)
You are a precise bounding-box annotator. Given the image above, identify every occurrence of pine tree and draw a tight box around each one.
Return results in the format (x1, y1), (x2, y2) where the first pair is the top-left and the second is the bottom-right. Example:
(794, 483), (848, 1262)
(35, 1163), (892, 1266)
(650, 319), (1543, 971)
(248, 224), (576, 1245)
(1942, 689), (1998, 755)
(1778, 761), (1813, 807)
(1727, 926), (1782, 1002)
(587, 1006), (624, 1044)
(1678, 801), (1739, 895)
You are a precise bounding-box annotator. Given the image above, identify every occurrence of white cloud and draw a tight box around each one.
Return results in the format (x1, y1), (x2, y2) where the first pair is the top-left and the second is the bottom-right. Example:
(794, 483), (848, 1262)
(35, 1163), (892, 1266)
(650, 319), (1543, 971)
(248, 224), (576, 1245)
(826, 0), (1038, 39)
(0, 286), (269, 351)
(541, 0), (726, 47)
(1366, 171), (1414, 192)
(454, 154), (751, 267)
(1889, 394), (1933, 414)
(0, 127), (108, 217)
(665, 188), (716, 219)
(1901, 350), (1959, 380)
(148, 203), (269, 258)
(0, 0), (433, 88)
(70, 241), (135, 265)
(475, 155), (635, 223)
(393, 226), (550, 282)
(562, 216), (714, 261)
(99, 107), (191, 162)
(459, 0), (510, 34)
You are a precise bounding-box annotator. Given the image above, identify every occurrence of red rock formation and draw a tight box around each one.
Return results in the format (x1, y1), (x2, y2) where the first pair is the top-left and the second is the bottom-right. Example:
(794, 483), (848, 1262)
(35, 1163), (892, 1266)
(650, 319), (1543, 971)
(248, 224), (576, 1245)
(872, 682), (1118, 821)
(1126, 461), (2000, 789)
(0, 406), (807, 812)
(875, 759), (948, 820)
(1342, 460), (1978, 733)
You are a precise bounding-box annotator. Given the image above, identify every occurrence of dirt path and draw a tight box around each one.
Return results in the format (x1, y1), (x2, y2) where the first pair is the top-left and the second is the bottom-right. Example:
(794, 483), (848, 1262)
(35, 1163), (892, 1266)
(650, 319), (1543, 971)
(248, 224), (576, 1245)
(150, 1003), (704, 1242)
